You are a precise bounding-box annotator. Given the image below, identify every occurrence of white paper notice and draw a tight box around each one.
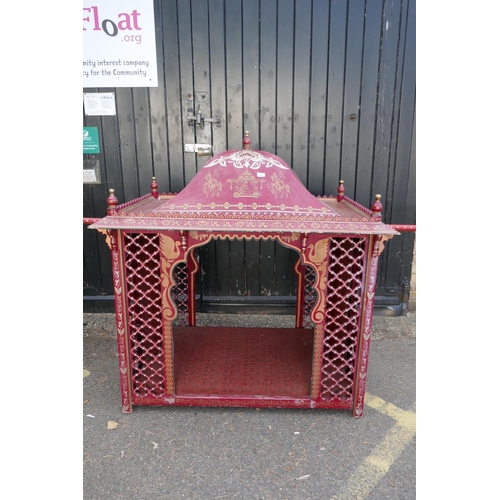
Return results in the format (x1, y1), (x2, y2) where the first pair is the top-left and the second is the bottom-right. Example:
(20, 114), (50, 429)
(83, 93), (116, 116)
(83, 170), (98, 183)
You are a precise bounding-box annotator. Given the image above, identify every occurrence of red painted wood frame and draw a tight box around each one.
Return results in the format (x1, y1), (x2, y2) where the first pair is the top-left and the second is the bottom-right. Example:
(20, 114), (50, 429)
(89, 134), (399, 417)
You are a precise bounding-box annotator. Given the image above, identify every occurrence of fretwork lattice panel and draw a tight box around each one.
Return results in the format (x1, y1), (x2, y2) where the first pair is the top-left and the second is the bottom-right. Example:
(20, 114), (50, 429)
(320, 237), (367, 400)
(123, 233), (165, 397)
(303, 265), (318, 329)
(172, 262), (189, 327)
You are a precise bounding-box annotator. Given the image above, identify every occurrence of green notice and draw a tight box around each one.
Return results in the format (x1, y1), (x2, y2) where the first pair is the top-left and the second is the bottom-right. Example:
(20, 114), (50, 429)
(83, 127), (100, 153)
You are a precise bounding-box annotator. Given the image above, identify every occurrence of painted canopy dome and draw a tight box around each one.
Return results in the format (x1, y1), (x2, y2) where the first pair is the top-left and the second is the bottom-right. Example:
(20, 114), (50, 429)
(91, 134), (397, 236)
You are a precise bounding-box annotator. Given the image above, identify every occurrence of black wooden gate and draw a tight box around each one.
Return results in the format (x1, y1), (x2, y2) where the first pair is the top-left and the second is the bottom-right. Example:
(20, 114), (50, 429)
(83, 0), (416, 313)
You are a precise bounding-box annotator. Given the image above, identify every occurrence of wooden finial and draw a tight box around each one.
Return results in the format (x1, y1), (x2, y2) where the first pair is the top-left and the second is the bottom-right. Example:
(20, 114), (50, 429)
(106, 189), (118, 215)
(243, 131), (252, 150)
(371, 194), (383, 220)
(151, 176), (158, 199)
(337, 180), (345, 202)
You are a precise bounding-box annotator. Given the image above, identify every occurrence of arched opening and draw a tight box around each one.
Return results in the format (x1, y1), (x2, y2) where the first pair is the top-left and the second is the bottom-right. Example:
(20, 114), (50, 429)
(170, 236), (320, 398)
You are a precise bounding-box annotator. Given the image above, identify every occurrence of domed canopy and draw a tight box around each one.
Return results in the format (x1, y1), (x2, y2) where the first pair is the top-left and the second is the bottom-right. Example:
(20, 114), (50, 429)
(90, 134), (397, 236)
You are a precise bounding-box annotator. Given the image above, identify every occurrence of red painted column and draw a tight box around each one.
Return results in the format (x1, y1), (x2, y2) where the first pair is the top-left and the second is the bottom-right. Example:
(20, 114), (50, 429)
(352, 235), (379, 417)
(294, 258), (306, 328)
(109, 230), (133, 413)
(187, 249), (198, 327)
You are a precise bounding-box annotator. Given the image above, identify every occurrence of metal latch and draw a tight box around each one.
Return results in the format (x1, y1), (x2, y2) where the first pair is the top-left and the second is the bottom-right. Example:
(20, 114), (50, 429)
(187, 105), (221, 129)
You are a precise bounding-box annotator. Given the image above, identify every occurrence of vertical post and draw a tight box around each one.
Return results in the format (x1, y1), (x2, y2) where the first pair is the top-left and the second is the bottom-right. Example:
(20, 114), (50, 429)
(353, 235), (379, 417)
(110, 230), (133, 413)
(294, 258), (305, 328)
(187, 249), (199, 326)
(353, 194), (385, 417)
(106, 190), (133, 412)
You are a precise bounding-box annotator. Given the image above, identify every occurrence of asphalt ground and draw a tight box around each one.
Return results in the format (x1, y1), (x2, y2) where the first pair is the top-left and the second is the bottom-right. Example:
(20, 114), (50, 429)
(83, 313), (416, 500)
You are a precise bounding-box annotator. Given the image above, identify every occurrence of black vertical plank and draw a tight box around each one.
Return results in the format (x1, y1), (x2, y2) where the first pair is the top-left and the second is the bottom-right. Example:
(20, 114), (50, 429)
(162, 0), (185, 193)
(307, 0), (330, 196)
(98, 87), (123, 294)
(209, 0), (231, 295)
(276, 0), (294, 165)
(99, 90), (123, 197)
(132, 88), (154, 195)
(178, 0), (197, 186)
(376, 0), (407, 287)
(200, 239), (218, 297)
(291, 0), (312, 187)
(83, 100), (106, 292)
(383, 0), (409, 222)
(355, 0), (384, 208)
(372, 0), (403, 202)
(208, 0), (228, 155)
(225, 0), (245, 296)
(242, 0), (261, 296)
(259, 0), (277, 153)
(192, 0), (212, 172)
(385, 0), (415, 288)
(116, 88), (140, 202)
(242, 0), (260, 140)
(275, 0), (296, 296)
(324, 0), (348, 195)
(259, 0), (278, 295)
(83, 190), (105, 293)
(191, 0), (218, 297)
(225, 0), (244, 146)
(340, 0), (365, 198)
(149, 0), (170, 194)
(400, 106), (416, 288)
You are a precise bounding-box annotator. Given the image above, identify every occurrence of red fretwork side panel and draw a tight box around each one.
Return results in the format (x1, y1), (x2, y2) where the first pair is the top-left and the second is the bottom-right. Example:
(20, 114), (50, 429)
(302, 265), (318, 329)
(320, 237), (367, 401)
(171, 262), (189, 327)
(123, 233), (166, 398)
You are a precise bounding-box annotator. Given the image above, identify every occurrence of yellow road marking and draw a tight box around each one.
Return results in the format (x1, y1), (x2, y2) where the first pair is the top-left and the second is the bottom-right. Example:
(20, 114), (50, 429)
(331, 393), (416, 500)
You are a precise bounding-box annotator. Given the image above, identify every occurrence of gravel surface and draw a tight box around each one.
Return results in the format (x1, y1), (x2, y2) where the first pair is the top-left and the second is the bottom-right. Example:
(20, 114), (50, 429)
(83, 311), (416, 340)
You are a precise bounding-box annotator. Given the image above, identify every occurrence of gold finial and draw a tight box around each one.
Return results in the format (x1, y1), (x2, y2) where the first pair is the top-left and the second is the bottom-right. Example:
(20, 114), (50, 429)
(151, 177), (159, 199)
(106, 189), (119, 215)
(371, 194), (383, 220)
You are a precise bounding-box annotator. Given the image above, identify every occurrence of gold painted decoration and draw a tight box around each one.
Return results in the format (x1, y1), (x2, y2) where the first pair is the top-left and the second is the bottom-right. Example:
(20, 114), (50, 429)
(269, 172), (291, 199)
(306, 237), (330, 325)
(159, 234), (182, 321)
(97, 229), (112, 249)
(202, 171), (223, 198)
(311, 323), (325, 399)
(189, 231), (210, 241)
(372, 234), (394, 257)
(228, 170), (265, 198)
(163, 319), (175, 395)
(280, 232), (301, 243)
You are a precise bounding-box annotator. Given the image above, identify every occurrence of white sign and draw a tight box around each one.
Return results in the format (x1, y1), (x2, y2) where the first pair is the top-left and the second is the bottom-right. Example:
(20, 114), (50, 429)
(83, 93), (116, 116)
(83, 0), (158, 87)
